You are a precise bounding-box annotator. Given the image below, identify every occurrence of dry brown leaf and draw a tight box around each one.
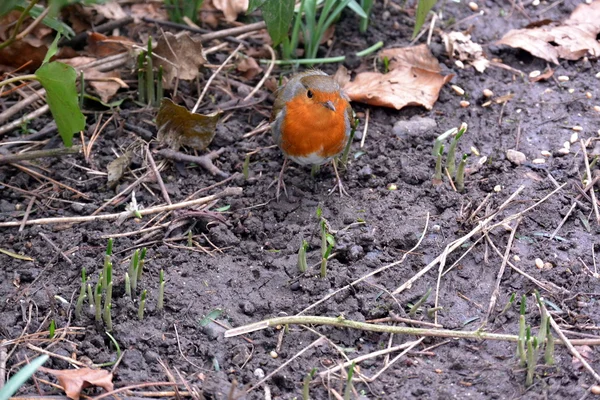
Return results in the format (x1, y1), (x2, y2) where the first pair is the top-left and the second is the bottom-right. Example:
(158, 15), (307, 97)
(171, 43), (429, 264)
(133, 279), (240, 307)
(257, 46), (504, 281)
(153, 32), (206, 89)
(333, 65), (351, 88)
(344, 45), (452, 110)
(529, 68), (554, 82)
(85, 69), (128, 103)
(236, 57), (262, 80)
(93, 2), (128, 20)
(572, 345), (594, 370)
(87, 32), (133, 58)
(200, 1), (220, 28)
(130, 3), (167, 23)
(107, 150), (132, 188)
(212, 0), (249, 22)
(497, 0), (600, 64)
(157, 99), (221, 150)
(40, 367), (113, 400)
(442, 31), (490, 72)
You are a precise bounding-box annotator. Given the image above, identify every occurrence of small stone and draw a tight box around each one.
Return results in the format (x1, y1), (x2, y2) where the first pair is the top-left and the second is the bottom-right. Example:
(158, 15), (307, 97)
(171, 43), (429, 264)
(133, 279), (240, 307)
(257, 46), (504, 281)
(570, 132), (579, 143)
(14, 203), (22, 211)
(451, 85), (465, 96)
(540, 150), (552, 157)
(572, 126), (583, 132)
(483, 89), (493, 98)
(493, 185), (502, 192)
(455, 60), (465, 69)
(468, 1), (478, 11)
(270, 351), (278, 359)
(254, 368), (265, 379)
(471, 146), (480, 156)
(513, 255), (521, 262)
(392, 116), (437, 138)
(506, 149), (526, 165)
(532, 158), (546, 164)
(529, 70), (541, 78)
(558, 75), (569, 82)
(460, 100), (470, 108)
(535, 258), (544, 269)
(568, 88), (575, 94)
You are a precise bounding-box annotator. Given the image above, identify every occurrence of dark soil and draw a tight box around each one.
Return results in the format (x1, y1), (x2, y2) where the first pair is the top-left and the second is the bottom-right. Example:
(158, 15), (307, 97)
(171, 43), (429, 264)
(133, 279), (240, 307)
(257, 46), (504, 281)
(2, 0), (600, 399)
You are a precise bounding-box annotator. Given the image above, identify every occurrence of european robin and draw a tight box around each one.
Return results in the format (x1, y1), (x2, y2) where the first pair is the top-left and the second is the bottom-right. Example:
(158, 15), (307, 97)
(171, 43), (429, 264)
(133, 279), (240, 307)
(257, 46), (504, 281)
(270, 70), (354, 200)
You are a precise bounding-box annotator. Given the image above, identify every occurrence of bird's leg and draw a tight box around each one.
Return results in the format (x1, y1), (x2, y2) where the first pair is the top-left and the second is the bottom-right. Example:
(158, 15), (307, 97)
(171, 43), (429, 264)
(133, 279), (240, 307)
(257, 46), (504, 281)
(328, 158), (349, 197)
(276, 157), (289, 201)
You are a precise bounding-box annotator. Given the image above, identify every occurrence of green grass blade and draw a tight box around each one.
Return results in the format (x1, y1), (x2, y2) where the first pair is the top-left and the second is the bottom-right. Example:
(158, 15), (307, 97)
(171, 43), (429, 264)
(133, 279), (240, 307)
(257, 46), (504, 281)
(0, 355), (48, 400)
(348, 0), (368, 18)
(412, 0), (437, 39)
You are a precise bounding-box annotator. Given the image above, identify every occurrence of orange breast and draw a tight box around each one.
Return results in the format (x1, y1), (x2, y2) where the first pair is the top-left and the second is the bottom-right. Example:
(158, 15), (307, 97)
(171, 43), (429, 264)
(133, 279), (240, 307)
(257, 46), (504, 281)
(280, 93), (349, 164)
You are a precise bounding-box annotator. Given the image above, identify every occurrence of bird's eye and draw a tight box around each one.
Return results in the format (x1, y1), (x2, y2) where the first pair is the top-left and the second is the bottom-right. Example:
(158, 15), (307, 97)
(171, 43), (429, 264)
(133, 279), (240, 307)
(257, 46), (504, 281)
(306, 90), (313, 98)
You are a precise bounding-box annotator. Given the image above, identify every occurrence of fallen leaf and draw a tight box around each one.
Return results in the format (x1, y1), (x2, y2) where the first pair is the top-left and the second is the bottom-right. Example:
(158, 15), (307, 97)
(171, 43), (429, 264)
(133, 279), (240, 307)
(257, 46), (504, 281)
(236, 56), (262, 80)
(107, 150), (132, 188)
(153, 32), (206, 89)
(442, 31), (490, 72)
(497, 0), (600, 63)
(200, 1), (220, 28)
(212, 0), (248, 22)
(332, 64), (351, 88)
(130, 3), (167, 23)
(529, 68), (554, 82)
(344, 44), (452, 110)
(87, 32), (133, 58)
(85, 69), (128, 104)
(92, 2), (128, 20)
(156, 99), (221, 150)
(572, 345), (593, 370)
(40, 367), (113, 400)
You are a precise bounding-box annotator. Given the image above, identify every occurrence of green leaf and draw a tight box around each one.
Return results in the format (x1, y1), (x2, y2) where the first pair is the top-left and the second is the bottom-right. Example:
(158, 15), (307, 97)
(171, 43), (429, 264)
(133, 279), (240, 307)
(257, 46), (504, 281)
(347, 0), (368, 18)
(262, 0), (295, 47)
(35, 62), (86, 147)
(43, 32), (61, 64)
(215, 205), (231, 212)
(14, 1), (75, 37)
(248, 0), (267, 13)
(412, 0), (437, 39)
(199, 308), (223, 327)
(0, 355), (48, 400)
(0, 0), (18, 17)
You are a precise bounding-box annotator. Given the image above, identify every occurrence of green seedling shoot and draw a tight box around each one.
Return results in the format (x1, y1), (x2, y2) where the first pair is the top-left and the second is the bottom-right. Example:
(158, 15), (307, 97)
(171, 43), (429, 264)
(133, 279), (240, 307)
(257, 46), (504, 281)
(340, 116), (360, 168)
(302, 368), (317, 400)
(137, 247), (147, 282)
(359, 0), (374, 32)
(87, 283), (94, 308)
(409, 287), (432, 316)
(320, 230), (335, 279)
(456, 154), (468, 192)
(243, 153), (250, 179)
(94, 283), (102, 323)
(298, 239), (309, 273)
(125, 272), (131, 298)
(343, 362), (356, 400)
(433, 127), (456, 157)
(75, 267), (87, 319)
(157, 269), (165, 311)
(49, 320), (55, 339)
(138, 289), (147, 320)
(433, 145), (444, 185)
(137, 39), (163, 107)
(517, 294), (526, 365)
(446, 123), (467, 177)
(129, 249), (140, 292)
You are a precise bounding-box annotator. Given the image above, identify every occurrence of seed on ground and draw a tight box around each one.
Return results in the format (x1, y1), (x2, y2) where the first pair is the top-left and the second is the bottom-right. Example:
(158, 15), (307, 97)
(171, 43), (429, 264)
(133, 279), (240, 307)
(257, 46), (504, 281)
(455, 60), (465, 69)
(532, 158), (546, 164)
(482, 100), (492, 107)
(514, 255), (521, 262)
(452, 85), (465, 96)
(543, 262), (553, 269)
(535, 258), (544, 269)
(541, 150), (552, 157)
(591, 386), (600, 395)
(532, 0), (540, 5)
(570, 132), (579, 143)
(572, 126), (583, 132)
(471, 146), (480, 156)
(558, 148), (570, 155)
(596, 72), (600, 78)
(483, 89), (493, 98)
(468, 1), (479, 11)
(270, 351), (278, 359)
(387, 183), (397, 190)
(558, 75), (569, 82)
(594, 106), (600, 113)
(507, 149), (526, 165)
(586, 92), (593, 99)
(460, 100), (470, 108)
(564, 141), (571, 150)
(529, 70), (541, 78)
(494, 184), (502, 192)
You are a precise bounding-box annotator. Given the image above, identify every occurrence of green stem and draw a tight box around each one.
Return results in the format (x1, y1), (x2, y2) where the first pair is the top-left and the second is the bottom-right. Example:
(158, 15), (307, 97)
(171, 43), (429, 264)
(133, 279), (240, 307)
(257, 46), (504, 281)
(0, 74), (38, 88)
(260, 41), (384, 65)
(0, 0), (40, 51)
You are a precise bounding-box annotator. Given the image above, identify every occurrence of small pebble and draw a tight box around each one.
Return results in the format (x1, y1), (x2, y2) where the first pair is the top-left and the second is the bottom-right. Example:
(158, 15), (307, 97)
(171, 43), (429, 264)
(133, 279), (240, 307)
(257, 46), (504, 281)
(483, 89), (493, 98)
(468, 1), (479, 11)
(14, 203), (22, 211)
(493, 185), (502, 192)
(568, 88), (575, 94)
(535, 258), (544, 269)
(254, 368), (265, 379)
(540, 150), (552, 157)
(532, 158), (546, 164)
(451, 85), (465, 96)
(460, 100), (470, 108)
(506, 149), (526, 165)
(572, 126), (583, 132)
(471, 146), (480, 156)
(529, 70), (541, 78)
(432, 224), (441, 232)
(270, 351), (278, 359)
(513, 255), (521, 262)
(570, 132), (579, 143)
(585, 92), (593, 99)
(558, 75), (569, 82)
(455, 60), (465, 69)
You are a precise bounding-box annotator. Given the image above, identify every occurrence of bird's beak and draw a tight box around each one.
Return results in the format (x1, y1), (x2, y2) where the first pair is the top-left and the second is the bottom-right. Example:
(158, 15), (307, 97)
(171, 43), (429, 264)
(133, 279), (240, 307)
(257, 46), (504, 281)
(323, 100), (336, 112)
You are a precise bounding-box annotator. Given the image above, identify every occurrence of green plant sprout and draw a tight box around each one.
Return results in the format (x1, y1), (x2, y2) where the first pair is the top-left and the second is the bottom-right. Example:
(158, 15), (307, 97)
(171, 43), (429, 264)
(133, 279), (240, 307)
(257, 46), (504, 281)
(137, 38), (163, 107)
(298, 239), (309, 273)
(499, 292), (516, 317)
(343, 362), (356, 400)
(413, 0), (438, 39)
(320, 225), (335, 278)
(359, 0), (374, 32)
(340, 116), (360, 168)
(48, 320), (55, 339)
(517, 294), (526, 365)
(75, 267), (87, 319)
(0, 355), (48, 400)
(138, 289), (147, 320)
(243, 153), (250, 179)
(382, 55), (390, 73)
(408, 287), (432, 316)
(94, 283), (102, 323)
(157, 269), (165, 311)
(432, 127), (456, 157)
(302, 368), (317, 400)
(456, 154), (468, 193)
(137, 247), (147, 282)
(433, 145), (444, 185)
(87, 282), (94, 308)
(128, 249), (141, 292)
(125, 272), (131, 297)
(432, 123), (469, 188)
(103, 261), (113, 332)
(446, 123), (468, 176)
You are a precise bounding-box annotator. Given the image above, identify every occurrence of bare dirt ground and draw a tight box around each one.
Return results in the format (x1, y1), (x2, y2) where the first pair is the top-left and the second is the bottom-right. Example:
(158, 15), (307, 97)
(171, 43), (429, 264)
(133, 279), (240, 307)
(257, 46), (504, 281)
(2, 0), (600, 399)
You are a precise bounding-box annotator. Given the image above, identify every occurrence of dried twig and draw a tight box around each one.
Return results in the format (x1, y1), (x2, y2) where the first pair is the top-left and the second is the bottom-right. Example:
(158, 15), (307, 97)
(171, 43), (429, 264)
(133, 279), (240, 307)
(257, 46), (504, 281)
(581, 139), (600, 224)
(0, 145), (81, 165)
(157, 148), (227, 178)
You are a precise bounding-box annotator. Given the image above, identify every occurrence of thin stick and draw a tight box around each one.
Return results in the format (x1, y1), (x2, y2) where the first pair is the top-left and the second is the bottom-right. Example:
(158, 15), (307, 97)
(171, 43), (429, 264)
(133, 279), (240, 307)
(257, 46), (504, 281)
(198, 21), (266, 42)
(359, 109), (369, 148)
(0, 145), (82, 165)
(192, 43), (243, 113)
(0, 187), (242, 227)
(581, 139), (600, 224)
(549, 202), (577, 241)
(485, 218), (520, 323)
(298, 213), (429, 315)
(38, 232), (73, 265)
(243, 45), (275, 102)
(12, 163), (90, 199)
(146, 147), (171, 205)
